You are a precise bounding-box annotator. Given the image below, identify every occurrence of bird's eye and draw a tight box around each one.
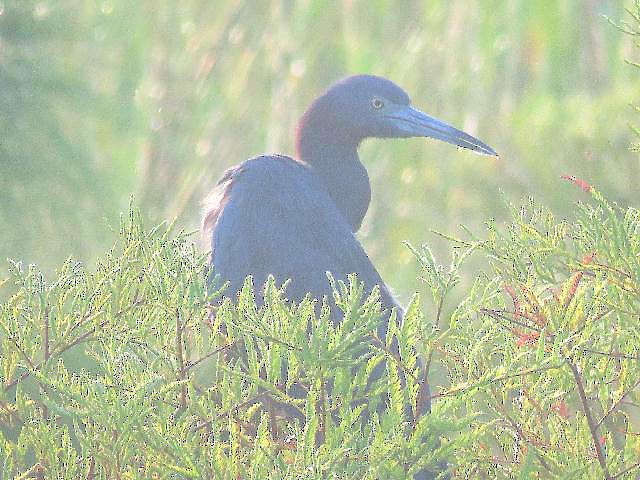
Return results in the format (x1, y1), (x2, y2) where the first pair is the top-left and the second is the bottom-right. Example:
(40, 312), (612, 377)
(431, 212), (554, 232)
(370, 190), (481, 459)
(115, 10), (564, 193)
(371, 97), (384, 110)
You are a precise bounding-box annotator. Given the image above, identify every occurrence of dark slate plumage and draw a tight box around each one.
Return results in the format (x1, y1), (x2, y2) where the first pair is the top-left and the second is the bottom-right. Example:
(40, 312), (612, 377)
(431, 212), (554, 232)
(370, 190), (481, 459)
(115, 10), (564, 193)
(203, 74), (496, 480)
(203, 74), (495, 320)
(203, 154), (399, 328)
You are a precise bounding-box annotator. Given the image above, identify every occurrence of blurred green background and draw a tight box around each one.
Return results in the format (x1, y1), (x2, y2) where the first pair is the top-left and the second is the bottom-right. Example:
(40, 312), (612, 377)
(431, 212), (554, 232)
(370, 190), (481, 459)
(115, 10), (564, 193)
(1, 0), (638, 304)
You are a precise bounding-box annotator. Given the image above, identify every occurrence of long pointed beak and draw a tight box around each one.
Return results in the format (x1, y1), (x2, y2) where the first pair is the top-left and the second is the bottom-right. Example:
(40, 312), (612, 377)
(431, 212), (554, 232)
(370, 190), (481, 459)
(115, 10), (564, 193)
(389, 106), (498, 157)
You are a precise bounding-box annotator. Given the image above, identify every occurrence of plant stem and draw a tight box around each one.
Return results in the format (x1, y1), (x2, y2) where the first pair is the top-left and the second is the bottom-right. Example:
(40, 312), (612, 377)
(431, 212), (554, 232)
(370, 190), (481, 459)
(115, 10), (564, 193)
(4, 299), (145, 392)
(566, 360), (612, 480)
(176, 308), (187, 410)
(42, 307), (50, 419)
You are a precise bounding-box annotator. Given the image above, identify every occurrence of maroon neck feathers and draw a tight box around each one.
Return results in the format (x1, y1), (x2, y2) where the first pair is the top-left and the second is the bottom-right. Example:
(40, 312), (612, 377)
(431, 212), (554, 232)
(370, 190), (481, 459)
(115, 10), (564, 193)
(295, 107), (371, 232)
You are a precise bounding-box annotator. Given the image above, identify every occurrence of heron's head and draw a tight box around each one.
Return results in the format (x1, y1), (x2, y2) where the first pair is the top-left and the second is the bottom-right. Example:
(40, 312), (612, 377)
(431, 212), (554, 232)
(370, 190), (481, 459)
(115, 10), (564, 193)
(297, 74), (497, 157)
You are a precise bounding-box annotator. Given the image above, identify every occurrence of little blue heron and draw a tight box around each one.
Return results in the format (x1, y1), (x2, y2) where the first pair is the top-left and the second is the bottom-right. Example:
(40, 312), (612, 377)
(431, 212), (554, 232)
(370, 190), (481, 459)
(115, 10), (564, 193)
(203, 75), (496, 480)
(203, 74), (496, 325)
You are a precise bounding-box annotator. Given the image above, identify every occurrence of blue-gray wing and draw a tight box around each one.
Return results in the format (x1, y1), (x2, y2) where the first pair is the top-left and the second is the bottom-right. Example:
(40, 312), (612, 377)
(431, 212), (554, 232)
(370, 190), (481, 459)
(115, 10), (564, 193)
(203, 155), (399, 314)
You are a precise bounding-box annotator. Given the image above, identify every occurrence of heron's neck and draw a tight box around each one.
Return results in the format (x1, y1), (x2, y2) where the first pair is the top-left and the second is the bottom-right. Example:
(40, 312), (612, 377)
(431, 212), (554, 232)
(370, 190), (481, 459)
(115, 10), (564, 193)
(296, 129), (371, 232)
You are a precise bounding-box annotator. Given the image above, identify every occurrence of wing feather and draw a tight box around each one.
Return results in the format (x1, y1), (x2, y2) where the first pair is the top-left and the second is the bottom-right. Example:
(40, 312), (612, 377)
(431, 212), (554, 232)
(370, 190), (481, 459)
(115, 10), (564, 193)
(204, 155), (399, 315)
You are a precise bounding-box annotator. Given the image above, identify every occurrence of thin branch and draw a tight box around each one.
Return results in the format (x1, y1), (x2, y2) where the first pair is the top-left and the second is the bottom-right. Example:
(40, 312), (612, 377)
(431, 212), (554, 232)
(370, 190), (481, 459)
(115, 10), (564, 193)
(175, 308), (187, 410)
(422, 284), (448, 378)
(574, 308), (613, 337)
(566, 360), (612, 480)
(596, 376), (640, 428)
(8, 333), (37, 371)
(415, 280), (452, 425)
(184, 340), (238, 372)
(429, 363), (562, 400)
(480, 308), (544, 334)
(370, 334), (418, 383)
(191, 393), (265, 432)
(43, 307), (50, 363)
(489, 387), (553, 473)
(15, 463), (45, 480)
(612, 461), (640, 479)
(584, 349), (640, 362)
(86, 457), (95, 480)
(4, 299), (145, 392)
(316, 369), (327, 446)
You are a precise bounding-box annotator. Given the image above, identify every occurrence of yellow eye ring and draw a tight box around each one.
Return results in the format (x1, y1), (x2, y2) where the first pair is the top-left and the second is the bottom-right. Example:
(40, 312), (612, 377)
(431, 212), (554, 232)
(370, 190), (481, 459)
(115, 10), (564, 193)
(371, 98), (384, 110)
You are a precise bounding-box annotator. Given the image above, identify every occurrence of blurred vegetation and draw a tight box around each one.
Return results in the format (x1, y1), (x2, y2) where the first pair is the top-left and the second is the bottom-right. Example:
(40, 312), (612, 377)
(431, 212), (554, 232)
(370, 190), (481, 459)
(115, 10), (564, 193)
(1, 0), (638, 304)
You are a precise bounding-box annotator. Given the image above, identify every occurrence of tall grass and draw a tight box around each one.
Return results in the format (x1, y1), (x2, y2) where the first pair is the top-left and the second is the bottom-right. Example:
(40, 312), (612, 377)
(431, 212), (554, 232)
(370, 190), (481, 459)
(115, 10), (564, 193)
(1, 1), (638, 302)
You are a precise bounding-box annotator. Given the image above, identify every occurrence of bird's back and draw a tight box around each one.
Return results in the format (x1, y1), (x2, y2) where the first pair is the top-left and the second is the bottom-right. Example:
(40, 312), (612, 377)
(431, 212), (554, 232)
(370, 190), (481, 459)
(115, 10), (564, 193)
(203, 155), (399, 319)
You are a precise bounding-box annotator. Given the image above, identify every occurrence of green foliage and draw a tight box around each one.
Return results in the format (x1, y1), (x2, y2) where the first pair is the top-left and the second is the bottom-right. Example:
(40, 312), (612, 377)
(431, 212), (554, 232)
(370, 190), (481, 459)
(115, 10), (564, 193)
(2, 2), (640, 479)
(0, 205), (475, 479)
(1, 187), (639, 478)
(407, 181), (640, 478)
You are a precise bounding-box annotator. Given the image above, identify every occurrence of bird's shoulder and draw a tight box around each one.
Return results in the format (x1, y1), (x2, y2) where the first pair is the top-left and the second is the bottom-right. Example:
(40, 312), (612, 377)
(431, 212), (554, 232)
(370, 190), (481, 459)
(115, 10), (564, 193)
(225, 154), (307, 177)
(202, 154), (321, 236)
(202, 154), (396, 311)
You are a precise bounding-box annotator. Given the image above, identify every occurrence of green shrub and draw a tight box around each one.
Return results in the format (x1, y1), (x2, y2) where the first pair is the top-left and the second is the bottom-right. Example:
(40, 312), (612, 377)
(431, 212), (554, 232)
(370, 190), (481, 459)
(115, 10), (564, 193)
(0, 205), (472, 479)
(409, 181), (639, 478)
(1, 180), (638, 479)
(2, 8), (639, 475)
